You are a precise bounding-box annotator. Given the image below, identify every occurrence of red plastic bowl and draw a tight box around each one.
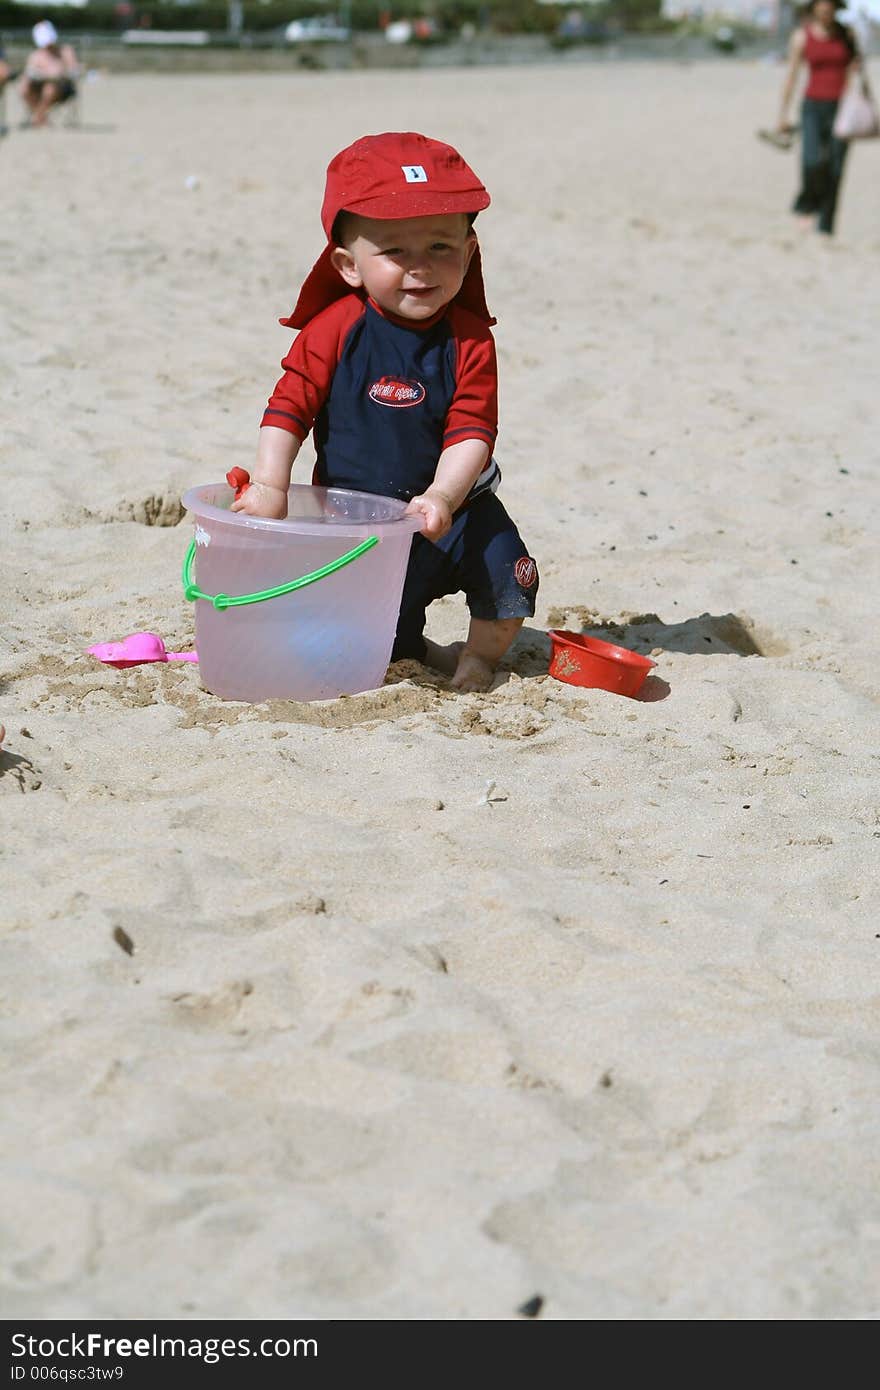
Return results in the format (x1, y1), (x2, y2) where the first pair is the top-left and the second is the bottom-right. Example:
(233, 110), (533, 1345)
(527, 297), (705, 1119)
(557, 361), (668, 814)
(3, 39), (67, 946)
(548, 630), (656, 698)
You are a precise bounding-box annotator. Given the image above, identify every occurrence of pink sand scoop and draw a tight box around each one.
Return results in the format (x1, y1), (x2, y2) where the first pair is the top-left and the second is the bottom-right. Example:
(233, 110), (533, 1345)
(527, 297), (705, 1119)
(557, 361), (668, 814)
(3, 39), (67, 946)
(87, 633), (198, 669)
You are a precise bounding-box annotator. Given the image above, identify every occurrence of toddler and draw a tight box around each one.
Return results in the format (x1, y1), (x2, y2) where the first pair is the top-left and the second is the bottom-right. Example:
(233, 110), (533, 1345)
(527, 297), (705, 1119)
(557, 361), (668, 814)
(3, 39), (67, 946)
(234, 131), (538, 691)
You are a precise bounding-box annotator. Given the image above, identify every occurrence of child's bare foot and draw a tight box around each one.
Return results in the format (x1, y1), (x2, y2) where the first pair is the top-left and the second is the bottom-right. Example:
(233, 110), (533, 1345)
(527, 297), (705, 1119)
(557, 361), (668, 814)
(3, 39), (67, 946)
(0, 724), (5, 746)
(451, 649), (496, 692)
(421, 618), (523, 691)
(422, 638), (463, 678)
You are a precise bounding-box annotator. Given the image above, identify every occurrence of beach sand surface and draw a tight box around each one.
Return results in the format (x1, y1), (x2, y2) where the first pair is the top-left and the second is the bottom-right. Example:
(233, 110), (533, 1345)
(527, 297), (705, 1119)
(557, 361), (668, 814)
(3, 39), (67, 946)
(2, 62), (880, 1319)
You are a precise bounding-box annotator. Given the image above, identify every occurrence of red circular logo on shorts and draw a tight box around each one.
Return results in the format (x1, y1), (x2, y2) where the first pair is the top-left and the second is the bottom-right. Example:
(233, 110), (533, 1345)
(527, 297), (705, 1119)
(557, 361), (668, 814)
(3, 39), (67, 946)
(368, 376), (426, 408)
(515, 556), (538, 589)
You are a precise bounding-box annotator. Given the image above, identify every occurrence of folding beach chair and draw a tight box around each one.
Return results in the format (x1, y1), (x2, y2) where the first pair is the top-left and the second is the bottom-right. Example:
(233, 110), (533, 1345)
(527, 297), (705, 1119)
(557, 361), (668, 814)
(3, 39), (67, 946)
(60, 79), (81, 129)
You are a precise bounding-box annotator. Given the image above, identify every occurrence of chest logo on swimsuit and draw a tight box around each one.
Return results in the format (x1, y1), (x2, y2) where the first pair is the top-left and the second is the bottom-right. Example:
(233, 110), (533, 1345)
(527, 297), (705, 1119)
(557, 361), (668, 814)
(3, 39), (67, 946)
(368, 376), (426, 408)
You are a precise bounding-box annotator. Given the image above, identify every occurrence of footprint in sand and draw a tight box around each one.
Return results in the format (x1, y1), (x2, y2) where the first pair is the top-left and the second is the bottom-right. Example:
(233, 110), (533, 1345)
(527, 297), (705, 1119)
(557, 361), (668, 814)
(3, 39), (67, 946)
(168, 979), (253, 1029)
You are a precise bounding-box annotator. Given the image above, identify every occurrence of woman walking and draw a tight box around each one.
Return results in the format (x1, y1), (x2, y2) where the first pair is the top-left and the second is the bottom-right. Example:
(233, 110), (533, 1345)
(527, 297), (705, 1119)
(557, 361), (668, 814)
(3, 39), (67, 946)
(776, 0), (868, 235)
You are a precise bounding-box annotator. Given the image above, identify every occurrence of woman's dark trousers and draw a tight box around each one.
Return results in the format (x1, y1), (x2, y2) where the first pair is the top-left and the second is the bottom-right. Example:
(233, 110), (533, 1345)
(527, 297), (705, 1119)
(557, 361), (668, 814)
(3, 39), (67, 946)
(793, 97), (849, 234)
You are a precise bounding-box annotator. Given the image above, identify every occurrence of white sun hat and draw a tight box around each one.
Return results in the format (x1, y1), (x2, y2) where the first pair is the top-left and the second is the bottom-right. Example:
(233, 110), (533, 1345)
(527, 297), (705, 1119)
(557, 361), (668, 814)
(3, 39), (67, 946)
(32, 20), (59, 47)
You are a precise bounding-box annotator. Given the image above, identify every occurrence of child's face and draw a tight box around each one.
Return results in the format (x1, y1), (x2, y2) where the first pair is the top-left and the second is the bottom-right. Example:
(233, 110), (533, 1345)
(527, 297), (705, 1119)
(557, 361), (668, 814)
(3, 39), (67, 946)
(330, 213), (477, 321)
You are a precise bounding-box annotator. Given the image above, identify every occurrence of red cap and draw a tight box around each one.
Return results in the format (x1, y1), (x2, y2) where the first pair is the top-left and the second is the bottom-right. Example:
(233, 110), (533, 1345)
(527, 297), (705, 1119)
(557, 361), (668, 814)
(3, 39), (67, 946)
(281, 132), (494, 330)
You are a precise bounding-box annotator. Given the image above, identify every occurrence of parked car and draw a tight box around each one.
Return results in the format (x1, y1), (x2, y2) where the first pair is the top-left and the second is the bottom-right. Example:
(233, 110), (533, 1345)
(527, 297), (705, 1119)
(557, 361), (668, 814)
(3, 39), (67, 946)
(552, 12), (612, 47)
(384, 17), (443, 43)
(284, 17), (351, 43)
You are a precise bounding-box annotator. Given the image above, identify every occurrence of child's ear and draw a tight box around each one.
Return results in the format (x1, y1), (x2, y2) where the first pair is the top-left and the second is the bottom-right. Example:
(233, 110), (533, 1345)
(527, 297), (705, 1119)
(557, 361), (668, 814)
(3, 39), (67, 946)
(330, 246), (363, 289)
(462, 230), (477, 272)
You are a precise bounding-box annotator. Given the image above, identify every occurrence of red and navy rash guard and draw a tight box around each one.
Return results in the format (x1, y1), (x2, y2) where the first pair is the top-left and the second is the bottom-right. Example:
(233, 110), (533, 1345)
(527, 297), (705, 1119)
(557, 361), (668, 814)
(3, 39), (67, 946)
(262, 294), (500, 504)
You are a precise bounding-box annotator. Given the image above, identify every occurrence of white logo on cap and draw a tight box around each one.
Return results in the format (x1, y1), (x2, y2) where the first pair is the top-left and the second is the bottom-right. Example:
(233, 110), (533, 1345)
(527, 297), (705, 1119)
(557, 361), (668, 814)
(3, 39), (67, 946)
(402, 165), (428, 183)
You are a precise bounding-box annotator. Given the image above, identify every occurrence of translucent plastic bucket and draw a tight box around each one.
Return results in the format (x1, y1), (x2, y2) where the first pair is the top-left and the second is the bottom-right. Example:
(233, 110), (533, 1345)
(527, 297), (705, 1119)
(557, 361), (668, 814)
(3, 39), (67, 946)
(181, 482), (422, 702)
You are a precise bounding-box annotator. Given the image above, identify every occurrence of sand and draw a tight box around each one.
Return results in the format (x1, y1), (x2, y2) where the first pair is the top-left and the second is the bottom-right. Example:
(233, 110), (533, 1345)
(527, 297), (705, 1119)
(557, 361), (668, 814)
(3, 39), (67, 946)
(2, 60), (880, 1320)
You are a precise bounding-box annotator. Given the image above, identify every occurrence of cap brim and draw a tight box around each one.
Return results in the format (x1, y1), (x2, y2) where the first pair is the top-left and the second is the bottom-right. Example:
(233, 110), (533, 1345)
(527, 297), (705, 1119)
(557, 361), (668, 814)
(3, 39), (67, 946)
(339, 188), (491, 224)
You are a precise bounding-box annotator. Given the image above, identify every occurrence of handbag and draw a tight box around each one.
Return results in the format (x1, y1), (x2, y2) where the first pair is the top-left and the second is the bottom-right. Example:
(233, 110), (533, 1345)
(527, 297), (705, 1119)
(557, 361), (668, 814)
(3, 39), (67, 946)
(833, 79), (880, 140)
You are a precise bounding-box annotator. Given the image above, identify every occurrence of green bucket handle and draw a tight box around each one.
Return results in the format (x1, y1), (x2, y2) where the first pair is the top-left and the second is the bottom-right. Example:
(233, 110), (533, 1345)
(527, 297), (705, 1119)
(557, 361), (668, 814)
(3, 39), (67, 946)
(182, 533), (379, 611)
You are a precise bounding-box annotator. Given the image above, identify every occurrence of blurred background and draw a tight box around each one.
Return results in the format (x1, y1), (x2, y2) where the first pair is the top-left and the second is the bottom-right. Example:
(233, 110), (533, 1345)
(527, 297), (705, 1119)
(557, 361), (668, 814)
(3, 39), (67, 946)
(5, 0), (876, 73)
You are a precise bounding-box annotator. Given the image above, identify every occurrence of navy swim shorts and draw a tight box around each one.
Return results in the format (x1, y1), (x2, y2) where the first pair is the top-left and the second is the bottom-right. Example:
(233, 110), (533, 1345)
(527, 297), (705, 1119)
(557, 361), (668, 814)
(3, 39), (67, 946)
(392, 492), (539, 662)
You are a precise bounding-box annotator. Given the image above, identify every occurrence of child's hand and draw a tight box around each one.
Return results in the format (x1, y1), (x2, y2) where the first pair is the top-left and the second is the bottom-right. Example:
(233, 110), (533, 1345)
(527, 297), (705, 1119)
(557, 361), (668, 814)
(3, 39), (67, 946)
(230, 482), (288, 519)
(405, 489), (453, 542)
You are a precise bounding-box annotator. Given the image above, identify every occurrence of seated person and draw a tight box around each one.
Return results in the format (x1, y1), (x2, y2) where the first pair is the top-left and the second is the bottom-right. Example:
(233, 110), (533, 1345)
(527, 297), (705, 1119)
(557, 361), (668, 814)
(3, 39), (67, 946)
(20, 21), (79, 127)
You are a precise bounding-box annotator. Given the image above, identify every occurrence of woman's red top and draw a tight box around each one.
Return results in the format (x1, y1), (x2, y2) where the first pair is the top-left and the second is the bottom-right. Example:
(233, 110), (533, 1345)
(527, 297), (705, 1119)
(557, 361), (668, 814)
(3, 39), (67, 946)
(804, 26), (852, 102)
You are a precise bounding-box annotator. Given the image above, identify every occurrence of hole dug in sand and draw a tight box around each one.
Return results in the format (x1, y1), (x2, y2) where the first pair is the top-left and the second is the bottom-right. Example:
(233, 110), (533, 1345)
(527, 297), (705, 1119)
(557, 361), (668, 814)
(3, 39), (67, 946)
(545, 608), (786, 659)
